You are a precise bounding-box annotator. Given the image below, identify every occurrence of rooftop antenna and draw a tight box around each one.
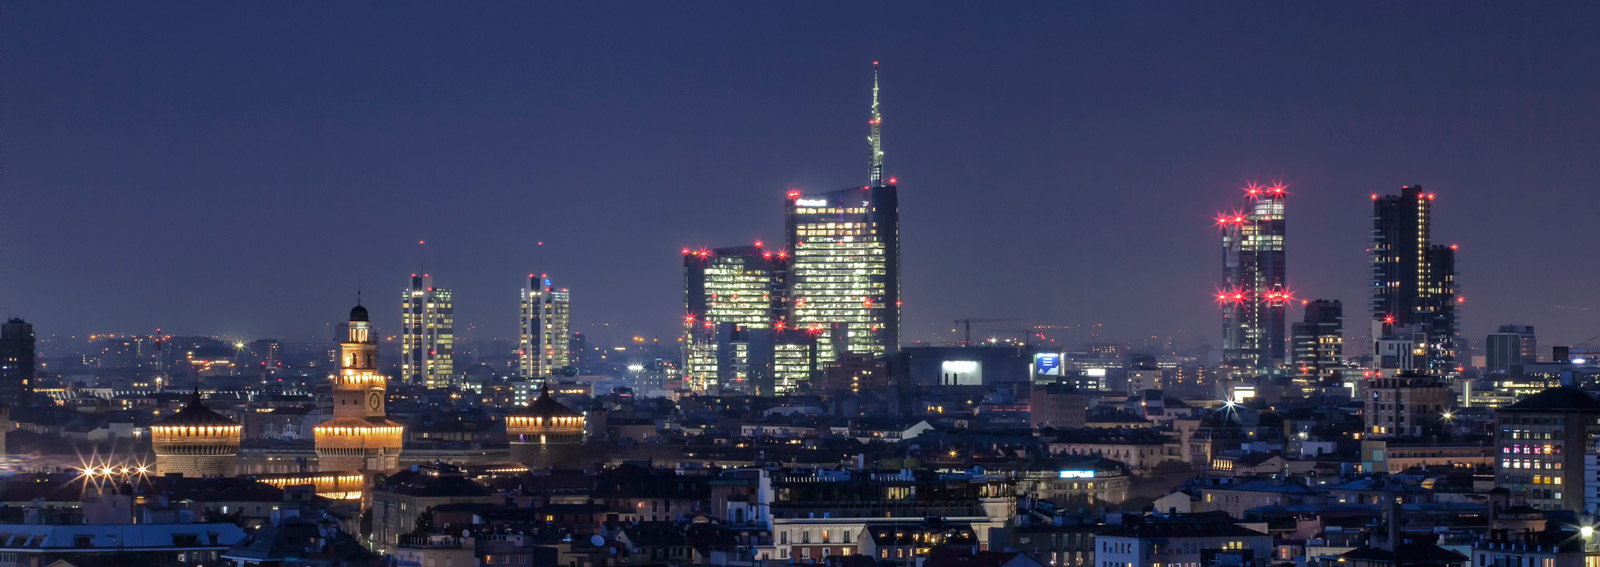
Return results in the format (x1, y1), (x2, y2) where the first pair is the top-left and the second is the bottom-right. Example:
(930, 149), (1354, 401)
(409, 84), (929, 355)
(868, 61), (884, 187)
(418, 240), (427, 278)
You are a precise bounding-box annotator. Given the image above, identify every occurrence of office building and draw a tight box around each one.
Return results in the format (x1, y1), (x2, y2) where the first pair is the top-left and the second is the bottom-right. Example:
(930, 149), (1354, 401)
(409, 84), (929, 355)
(682, 245), (794, 393)
(1492, 387), (1600, 513)
(151, 390), (241, 477)
(785, 65), (901, 359)
(1292, 299), (1344, 385)
(315, 303), (404, 472)
(0, 318), (34, 407)
(1370, 186), (1460, 374)
(1217, 184), (1288, 377)
(402, 274), (454, 388)
(519, 274), (571, 380)
(1364, 372), (1451, 438)
(1487, 324), (1537, 375)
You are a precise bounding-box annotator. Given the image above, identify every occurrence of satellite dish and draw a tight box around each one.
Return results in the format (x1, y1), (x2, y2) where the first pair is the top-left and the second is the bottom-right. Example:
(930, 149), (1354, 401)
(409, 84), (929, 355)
(461, 529), (470, 539)
(609, 547), (618, 555)
(590, 535), (606, 547)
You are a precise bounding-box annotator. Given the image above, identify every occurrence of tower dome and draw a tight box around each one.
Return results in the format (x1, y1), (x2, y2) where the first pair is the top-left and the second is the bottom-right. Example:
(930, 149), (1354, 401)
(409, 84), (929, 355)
(151, 391), (241, 477)
(349, 303), (369, 322)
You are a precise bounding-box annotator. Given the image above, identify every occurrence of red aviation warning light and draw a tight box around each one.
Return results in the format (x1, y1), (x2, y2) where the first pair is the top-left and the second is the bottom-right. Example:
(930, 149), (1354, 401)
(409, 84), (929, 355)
(681, 248), (690, 255)
(1384, 315), (1396, 324)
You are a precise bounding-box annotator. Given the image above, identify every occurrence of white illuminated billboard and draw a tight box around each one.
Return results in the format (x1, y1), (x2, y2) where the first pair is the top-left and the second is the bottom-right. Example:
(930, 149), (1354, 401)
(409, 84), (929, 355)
(941, 360), (983, 385)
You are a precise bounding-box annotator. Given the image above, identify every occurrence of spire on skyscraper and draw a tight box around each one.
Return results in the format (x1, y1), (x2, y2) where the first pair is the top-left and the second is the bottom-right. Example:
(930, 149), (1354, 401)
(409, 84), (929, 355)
(868, 61), (884, 187)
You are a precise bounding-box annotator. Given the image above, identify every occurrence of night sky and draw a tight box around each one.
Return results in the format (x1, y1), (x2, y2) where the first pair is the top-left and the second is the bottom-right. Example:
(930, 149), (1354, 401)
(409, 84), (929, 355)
(4, 3), (1599, 354)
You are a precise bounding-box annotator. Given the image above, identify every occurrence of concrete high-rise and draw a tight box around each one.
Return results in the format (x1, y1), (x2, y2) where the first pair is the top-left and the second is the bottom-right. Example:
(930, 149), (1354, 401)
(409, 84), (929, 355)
(1291, 299), (1344, 386)
(315, 303), (404, 473)
(1370, 186), (1460, 374)
(784, 65), (901, 360)
(0, 318), (34, 408)
(1216, 184), (1289, 377)
(1487, 324), (1537, 375)
(401, 274), (454, 388)
(519, 274), (571, 381)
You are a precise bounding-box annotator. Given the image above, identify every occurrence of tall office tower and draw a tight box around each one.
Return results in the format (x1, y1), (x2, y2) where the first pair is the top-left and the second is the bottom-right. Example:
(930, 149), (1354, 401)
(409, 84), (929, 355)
(1370, 185), (1460, 374)
(401, 274), (454, 388)
(784, 65), (901, 360)
(1493, 387), (1600, 513)
(0, 318), (34, 407)
(315, 303), (404, 473)
(1291, 299), (1344, 386)
(682, 244), (797, 394)
(1487, 325), (1538, 375)
(1216, 183), (1289, 377)
(519, 274), (571, 381)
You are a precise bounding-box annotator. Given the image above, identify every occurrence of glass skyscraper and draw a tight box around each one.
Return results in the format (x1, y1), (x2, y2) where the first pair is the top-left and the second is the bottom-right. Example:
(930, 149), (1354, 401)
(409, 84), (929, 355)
(1218, 184), (1288, 377)
(519, 274), (571, 381)
(401, 274), (454, 388)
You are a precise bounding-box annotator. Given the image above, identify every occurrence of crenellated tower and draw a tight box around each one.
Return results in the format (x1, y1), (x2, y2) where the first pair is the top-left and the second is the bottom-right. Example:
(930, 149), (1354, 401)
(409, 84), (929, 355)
(314, 302), (404, 472)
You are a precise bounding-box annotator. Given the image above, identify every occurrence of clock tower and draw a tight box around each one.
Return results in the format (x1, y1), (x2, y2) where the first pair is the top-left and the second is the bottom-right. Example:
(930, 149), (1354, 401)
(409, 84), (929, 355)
(314, 301), (405, 472)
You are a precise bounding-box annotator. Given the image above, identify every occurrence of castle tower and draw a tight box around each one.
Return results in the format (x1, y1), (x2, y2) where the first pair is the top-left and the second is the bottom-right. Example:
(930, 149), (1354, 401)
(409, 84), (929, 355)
(314, 303), (405, 472)
(151, 390), (241, 477)
(505, 384), (584, 466)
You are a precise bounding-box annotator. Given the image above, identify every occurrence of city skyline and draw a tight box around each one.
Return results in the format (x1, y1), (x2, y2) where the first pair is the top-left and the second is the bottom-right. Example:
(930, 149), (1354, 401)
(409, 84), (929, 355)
(5, 4), (1600, 352)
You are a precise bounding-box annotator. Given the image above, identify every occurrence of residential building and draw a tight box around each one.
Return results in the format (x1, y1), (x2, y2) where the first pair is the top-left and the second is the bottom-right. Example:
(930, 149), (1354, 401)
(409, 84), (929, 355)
(1292, 299), (1344, 386)
(0, 318), (34, 407)
(1364, 373), (1452, 438)
(1492, 387), (1600, 513)
(1030, 385), (1088, 429)
(1096, 514), (1273, 567)
(1370, 186), (1460, 374)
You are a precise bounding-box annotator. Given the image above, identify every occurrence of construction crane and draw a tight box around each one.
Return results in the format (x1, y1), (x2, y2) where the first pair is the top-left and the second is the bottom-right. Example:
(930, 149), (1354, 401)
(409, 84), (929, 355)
(954, 318), (1020, 346)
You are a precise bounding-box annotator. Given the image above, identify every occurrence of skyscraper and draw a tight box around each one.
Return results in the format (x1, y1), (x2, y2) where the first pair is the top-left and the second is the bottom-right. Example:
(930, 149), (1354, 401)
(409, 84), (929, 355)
(681, 244), (800, 394)
(1370, 185), (1459, 373)
(1291, 299), (1344, 386)
(1216, 183), (1289, 377)
(784, 64), (901, 360)
(315, 303), (404, 472)
(519, 274), (571, 380)
(401, 274), (455, 388)
(0, 318), (35, 408)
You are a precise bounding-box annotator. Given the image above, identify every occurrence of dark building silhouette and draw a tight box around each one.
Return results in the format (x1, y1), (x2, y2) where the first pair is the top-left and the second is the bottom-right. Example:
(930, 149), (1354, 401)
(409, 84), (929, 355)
(0, 318), (35, 407)
(1370, 185), (1459, 373)
(1292, 299), (1344, 385)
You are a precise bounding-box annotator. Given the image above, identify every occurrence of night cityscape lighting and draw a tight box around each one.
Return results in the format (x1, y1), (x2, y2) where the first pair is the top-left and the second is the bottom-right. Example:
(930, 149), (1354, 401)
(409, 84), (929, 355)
(2, 4), (1598, 567)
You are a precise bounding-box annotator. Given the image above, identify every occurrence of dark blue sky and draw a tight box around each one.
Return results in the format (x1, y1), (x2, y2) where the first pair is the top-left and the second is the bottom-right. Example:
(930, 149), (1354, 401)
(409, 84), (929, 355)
(4, 3), (1599, 354)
